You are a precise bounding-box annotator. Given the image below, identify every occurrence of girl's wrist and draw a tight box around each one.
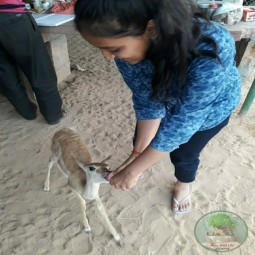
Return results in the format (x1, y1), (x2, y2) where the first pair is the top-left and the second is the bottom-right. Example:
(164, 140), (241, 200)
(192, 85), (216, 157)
(131, 149), (141, 156)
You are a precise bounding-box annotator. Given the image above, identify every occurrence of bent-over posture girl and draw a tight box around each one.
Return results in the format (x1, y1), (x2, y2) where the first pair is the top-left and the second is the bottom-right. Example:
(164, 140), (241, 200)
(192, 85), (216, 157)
(74, 0), (241, 214)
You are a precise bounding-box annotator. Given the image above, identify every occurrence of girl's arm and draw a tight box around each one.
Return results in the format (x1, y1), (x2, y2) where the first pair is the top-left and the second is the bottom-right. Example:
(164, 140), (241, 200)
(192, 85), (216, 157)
(113, 119), (161, 173)
(133, 119), (161, 153)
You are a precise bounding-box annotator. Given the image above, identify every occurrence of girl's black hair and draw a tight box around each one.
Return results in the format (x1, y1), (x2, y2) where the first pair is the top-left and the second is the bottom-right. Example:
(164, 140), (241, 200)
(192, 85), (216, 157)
(75, 0), (220, 102)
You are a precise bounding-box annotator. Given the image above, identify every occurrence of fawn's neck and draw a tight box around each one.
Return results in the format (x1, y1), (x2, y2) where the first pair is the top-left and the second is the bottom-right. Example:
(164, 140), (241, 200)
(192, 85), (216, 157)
(83, 179), (100, 200)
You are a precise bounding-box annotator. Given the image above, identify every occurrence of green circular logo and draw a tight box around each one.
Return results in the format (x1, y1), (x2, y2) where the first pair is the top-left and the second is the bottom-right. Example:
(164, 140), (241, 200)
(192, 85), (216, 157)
(194, 211), (248, 252)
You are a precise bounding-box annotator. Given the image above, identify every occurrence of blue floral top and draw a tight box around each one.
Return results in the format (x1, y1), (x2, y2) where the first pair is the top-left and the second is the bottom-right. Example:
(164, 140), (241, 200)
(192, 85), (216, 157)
(115, 20), (241, 152)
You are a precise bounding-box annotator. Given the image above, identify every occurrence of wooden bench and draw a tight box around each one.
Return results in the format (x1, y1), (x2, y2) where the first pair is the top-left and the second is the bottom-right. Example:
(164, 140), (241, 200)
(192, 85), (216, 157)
(35, 14), (76, 84)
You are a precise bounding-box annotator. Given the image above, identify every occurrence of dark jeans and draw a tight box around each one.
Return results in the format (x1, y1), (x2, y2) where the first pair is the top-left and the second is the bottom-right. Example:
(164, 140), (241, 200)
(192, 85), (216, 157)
(170, 116), (230, 182)
(0, 12), (62, 122)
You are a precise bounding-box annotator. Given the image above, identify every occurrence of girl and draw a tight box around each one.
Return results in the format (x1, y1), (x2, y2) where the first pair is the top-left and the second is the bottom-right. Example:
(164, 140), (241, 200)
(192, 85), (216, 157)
(74, 0), (241, 214)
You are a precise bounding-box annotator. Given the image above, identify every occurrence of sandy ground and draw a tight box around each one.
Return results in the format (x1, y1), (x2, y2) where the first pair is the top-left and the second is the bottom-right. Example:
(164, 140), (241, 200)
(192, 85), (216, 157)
(0, 33), (255, 255)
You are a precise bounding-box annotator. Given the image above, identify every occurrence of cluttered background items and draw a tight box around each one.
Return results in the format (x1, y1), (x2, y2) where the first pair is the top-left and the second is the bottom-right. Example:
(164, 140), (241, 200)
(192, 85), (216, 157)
(196, 0), (255, 25)
(23, 0), (255, 23)
(23, 0), (76, 14)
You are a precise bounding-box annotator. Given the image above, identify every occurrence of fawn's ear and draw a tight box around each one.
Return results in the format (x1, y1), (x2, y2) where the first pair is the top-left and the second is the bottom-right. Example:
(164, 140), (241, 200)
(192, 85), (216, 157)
(74, 158), (87, 170)
(75, 159), (96, 172)
(100, 156), (111, 164)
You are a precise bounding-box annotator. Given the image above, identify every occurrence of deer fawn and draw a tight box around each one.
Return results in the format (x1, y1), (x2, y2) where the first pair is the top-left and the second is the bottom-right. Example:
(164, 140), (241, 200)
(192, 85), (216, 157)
(43, 128), (121, 244)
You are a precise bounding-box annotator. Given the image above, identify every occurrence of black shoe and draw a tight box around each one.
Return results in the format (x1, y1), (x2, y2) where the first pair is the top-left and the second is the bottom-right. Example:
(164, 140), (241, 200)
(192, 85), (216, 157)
(23, 114), (37, 120)
(47, 118), (62, 125)
(46, 111), (64, 125)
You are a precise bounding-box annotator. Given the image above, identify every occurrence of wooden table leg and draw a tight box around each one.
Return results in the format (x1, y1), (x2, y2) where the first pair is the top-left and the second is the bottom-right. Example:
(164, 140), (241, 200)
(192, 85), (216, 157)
(42, 33), (71, 85)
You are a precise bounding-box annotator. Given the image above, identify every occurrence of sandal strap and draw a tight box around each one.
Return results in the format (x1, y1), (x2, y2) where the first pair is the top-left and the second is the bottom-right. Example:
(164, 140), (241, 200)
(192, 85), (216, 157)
(173, 193), (191, 206)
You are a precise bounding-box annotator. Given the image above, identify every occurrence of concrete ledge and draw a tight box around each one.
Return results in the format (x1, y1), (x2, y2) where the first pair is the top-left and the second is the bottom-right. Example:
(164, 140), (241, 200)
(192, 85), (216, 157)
(43, 33), (71, 84)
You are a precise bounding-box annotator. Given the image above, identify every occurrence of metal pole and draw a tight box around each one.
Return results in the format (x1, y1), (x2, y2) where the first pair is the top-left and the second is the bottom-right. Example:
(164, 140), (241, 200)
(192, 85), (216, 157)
(239, 78), (255, 115)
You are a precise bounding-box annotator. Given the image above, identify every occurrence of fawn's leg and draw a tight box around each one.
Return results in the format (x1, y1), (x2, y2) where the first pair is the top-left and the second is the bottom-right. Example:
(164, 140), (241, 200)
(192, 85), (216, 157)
(73, 191), (91, 233)
(43, 154), (56, 192)
(95, 196), (121, 243)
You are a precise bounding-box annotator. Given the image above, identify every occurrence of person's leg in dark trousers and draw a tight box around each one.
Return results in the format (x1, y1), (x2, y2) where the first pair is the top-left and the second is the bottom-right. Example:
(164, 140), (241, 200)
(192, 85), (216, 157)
(19, 13), (63, 123)
(0, 43), (37, 119)
(0, 14), (37, 120)
(170, 116), (230, 213)
(0, 13), (62, 123)
(170, 116), (230, 182)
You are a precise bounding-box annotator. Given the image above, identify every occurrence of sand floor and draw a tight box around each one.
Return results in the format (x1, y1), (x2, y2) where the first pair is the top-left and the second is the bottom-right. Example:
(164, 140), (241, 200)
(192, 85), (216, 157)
(0, 33), (255, 255)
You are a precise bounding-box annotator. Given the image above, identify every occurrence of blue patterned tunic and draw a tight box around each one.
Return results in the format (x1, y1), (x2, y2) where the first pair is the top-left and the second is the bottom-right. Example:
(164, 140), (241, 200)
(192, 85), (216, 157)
(115, 20), (241, 152)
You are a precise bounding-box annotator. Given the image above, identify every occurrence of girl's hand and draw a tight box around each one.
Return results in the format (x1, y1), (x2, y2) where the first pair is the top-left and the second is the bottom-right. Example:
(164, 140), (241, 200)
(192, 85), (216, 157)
(109, 147), (167, 190)
(109, 168), (139, 190)
(105, 152), (139, 182)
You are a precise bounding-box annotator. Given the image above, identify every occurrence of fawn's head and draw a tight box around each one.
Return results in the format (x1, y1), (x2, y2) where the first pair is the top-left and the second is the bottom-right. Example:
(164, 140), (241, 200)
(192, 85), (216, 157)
(75, 156), (112, 184)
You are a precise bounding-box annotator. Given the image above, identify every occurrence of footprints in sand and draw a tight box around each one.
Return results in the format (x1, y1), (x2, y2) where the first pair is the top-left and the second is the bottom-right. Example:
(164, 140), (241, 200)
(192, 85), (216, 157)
(0, 167), (20, 199)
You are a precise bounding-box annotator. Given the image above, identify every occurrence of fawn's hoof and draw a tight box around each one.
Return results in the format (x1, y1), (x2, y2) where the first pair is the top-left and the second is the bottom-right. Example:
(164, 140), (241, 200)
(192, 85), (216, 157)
(84, 227), (92, 233)
(114, 234), (122, 245)
(43, 186), (50, 192)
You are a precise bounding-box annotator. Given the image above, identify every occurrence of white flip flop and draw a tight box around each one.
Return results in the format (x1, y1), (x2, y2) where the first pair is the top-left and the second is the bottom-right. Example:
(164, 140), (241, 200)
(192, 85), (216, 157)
(172, 185), (192, 215)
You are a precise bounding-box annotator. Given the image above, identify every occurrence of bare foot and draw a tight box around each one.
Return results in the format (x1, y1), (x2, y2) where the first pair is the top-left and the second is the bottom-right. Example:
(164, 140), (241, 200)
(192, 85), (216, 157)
(172, 181), (191, 213)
